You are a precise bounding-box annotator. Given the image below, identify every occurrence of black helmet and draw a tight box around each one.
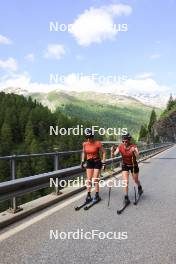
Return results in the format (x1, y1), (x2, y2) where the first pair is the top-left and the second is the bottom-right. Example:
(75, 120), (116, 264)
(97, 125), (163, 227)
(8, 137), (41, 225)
(85, 128), (94, 138)
(122, 133), (132, 141)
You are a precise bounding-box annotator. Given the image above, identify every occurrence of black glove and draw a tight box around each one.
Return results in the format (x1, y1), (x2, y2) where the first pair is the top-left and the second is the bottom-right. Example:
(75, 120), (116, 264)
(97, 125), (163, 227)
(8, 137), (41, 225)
(102, 162), (106, 171)
(81, 161), (86, 169)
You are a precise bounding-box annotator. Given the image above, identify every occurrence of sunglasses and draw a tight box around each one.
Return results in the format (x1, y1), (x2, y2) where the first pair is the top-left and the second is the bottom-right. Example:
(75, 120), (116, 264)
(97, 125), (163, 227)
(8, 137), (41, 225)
(122, 140), (129, 143)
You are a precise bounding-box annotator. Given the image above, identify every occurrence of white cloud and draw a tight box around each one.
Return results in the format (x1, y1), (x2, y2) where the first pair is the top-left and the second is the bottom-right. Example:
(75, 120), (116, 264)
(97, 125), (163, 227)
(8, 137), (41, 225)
(44, 44), (65, 60)
(0, 34), (12, 45)
(0, 73), (30, 90)
(150, 54), (161, 60)
(48, 74), (170, 97)
(69, 4), (132, 46)
(123, 78), (167, 94)
(0, 72), (173, 107)
(25, 53), (35, 62)
(0, 57), (18, 72)
(135, 72), (154, 79)
(107, 4), (132, 16)
(0, 73), (61, 93)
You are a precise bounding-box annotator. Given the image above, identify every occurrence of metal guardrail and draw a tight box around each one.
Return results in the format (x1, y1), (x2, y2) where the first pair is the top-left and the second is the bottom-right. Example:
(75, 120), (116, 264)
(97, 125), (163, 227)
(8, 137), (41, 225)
(0, 143), (173, 213)
(0, 146), (110, 212)
(0, 149), (83, 212)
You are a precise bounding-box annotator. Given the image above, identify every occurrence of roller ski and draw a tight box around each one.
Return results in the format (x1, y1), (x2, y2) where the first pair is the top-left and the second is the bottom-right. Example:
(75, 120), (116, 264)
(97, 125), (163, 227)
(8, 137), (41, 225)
(75, 194), (92, 211)
(84, 193), (101, 211)
(117, 195), (130, 215)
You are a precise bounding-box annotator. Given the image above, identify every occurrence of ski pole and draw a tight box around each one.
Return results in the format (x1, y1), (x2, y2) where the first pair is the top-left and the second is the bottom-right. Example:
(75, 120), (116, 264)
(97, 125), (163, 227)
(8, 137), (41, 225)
(134, 186), (137, 204)
(107, 155), (114, 207)
(108, 186), (111, 207)
(132, 152), (137, 203)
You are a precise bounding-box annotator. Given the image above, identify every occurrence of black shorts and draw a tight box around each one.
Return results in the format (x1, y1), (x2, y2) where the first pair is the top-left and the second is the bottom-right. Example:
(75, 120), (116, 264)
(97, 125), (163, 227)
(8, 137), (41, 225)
(86, 159), (102, 169)
(122, 164), (139, 173)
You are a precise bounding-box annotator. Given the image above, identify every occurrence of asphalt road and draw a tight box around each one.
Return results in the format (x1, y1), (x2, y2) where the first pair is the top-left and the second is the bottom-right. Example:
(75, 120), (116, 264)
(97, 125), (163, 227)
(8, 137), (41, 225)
(0, 146), (176, 264)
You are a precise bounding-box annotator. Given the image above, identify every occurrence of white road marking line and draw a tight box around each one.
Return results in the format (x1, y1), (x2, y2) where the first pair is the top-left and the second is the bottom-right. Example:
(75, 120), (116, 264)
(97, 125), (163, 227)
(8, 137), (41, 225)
(0, 191), (86, 242)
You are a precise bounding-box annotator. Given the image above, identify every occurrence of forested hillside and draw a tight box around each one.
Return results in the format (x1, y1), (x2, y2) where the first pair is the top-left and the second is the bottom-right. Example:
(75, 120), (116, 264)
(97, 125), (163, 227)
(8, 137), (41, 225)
(0, 92), (93, 211)
(0, 92), (90, 181)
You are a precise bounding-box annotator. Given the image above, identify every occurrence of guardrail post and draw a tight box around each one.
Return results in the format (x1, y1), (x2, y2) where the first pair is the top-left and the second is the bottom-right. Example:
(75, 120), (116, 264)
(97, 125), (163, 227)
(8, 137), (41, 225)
(53, 153), (62, 195)
(54, 153), (59, 171)
(8, 155), (22, 213)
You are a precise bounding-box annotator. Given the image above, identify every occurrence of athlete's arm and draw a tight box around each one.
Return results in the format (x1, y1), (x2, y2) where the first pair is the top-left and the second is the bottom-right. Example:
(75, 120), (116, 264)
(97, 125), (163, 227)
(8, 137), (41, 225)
(81, 151), (85, 162)
(134, 147), (140, 159)
(81, 144), (86, 168)
(111, 146), (119, 158)
(114, 147), (120, 156)
(131, 146), (140, 159)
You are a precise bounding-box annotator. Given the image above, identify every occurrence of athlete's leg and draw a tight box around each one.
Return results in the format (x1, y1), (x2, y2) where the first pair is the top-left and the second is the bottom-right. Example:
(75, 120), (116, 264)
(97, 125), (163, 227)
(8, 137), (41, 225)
(122, 170), (129, 195)
(122, 170), (130, 204)
(93, 169), (101, 193)
(86, 168), (94, 193)
(131, 170), (143, 195)
(131, 172), (141, 186)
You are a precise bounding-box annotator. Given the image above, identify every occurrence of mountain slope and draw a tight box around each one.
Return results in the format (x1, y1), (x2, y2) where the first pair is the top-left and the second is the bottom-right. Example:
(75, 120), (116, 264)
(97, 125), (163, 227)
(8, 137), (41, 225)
(31, 90), (162, 136)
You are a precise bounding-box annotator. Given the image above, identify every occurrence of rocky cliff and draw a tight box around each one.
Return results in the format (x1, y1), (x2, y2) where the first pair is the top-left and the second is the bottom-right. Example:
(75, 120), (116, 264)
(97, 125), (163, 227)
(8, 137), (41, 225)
(152, 111), (176, 142)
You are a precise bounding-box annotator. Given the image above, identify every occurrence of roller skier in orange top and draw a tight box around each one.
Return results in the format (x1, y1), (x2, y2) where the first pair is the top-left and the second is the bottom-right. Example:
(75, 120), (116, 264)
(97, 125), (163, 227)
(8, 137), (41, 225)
(81, 129), (106, 203)
(111, 133), (143, 205)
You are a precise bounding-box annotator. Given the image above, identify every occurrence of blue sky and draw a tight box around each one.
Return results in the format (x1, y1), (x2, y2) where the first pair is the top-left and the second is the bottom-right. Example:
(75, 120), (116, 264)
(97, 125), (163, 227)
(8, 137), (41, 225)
(0, 0), (175, 105)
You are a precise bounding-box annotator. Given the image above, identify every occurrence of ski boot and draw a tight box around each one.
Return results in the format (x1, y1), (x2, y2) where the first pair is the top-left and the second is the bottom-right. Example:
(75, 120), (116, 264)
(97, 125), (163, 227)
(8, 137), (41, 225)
(93, 192), (101, 203)
(138, 185), (143, 196)
(124, 195), (130, 206)
(85, 193), (92, 203)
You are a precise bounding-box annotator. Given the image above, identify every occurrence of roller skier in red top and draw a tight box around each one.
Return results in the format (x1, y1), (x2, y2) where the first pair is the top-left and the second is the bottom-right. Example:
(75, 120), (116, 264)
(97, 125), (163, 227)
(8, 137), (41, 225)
(111, 133), (143, 205)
